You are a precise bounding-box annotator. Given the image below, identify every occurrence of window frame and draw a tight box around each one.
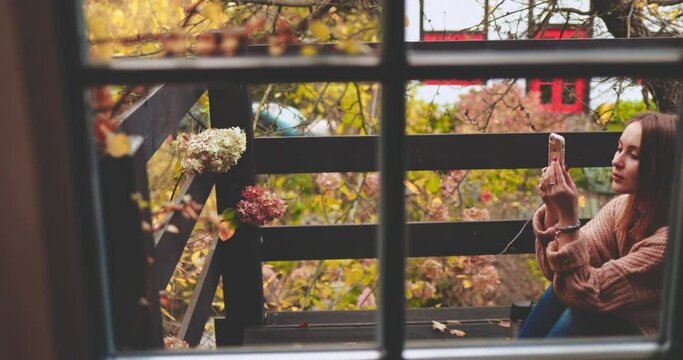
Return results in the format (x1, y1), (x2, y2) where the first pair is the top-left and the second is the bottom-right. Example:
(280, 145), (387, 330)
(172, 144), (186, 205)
(50, 0), (683, 359)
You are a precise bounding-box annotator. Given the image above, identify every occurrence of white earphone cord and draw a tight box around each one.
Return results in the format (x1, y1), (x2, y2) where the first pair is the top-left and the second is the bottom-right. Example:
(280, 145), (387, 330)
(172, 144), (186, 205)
(471, 203), (543, 265)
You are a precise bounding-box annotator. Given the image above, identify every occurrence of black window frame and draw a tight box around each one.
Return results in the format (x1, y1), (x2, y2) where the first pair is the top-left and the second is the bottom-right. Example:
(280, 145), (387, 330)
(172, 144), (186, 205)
(54, 0), (683, 359)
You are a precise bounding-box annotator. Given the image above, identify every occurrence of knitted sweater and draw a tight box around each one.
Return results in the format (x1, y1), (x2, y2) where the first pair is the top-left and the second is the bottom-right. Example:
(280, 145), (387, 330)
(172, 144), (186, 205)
(532, 194), (669, 335)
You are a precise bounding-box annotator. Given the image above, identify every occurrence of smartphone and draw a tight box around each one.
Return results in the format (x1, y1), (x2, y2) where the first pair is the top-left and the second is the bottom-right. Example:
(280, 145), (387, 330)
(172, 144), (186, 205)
(548, 133), (565, 166)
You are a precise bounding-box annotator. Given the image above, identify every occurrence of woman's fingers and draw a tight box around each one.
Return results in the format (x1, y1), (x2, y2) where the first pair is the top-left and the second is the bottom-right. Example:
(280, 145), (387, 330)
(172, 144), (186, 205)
(562, 165), (577, 192)
(551, 160), (566, 188)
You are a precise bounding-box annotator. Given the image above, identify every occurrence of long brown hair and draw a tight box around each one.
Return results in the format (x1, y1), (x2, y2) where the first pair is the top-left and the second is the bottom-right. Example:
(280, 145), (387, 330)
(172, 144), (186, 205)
(618, 111), (678, 239)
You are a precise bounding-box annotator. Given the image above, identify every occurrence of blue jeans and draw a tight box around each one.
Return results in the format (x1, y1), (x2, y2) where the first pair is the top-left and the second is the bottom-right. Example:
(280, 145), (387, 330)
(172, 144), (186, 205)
(517, 284), (640, 338)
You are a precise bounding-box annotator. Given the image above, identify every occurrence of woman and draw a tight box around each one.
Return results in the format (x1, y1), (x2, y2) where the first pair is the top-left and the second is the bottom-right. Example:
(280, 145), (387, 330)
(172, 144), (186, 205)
(518, 111), (678, 338)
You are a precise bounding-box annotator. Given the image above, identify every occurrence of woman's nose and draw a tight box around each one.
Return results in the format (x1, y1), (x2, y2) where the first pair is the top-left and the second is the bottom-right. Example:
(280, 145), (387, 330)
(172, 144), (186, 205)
(612, 153), (623, 168)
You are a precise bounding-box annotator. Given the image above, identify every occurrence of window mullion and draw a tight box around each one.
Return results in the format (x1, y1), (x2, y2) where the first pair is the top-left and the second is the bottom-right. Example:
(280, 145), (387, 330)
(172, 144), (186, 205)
(378, 0), (407, 359)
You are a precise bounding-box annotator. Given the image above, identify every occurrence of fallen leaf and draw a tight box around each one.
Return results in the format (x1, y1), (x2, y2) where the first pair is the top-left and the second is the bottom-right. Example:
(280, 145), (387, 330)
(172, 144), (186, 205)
(166, 224), (180, 234)
(450, 329), (466, 337)
(105, 133), (131, 158)
(498, 320), (511, 328)
(218, 220), (236, 241)
(297, 321), (309, 328)
(432, 320), (447, 333)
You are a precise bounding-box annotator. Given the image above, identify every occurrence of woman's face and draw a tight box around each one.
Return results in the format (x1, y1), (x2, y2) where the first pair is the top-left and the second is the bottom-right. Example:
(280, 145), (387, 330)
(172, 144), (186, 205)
(612, 121), (642, 194)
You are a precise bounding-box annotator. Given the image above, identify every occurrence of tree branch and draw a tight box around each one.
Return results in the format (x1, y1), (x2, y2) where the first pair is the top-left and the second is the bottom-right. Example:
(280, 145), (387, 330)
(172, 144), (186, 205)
(648, 0), (683, 6)
(556, 7), (593, 16)
(235, 0), (350, 7)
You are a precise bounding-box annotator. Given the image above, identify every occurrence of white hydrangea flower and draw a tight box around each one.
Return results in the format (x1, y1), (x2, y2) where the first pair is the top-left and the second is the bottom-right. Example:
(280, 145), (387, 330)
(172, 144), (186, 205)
(175, 128), (247, 174)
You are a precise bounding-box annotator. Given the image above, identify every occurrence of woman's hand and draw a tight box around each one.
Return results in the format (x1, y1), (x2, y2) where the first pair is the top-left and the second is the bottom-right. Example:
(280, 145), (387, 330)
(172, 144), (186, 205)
(539, 167), (560, 228)
(538, 160), (579, 226)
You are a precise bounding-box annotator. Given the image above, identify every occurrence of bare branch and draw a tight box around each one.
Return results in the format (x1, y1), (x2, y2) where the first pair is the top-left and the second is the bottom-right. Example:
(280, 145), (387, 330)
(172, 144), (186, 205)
(556, 7), (593, 16)
(234, 0), (347, 7)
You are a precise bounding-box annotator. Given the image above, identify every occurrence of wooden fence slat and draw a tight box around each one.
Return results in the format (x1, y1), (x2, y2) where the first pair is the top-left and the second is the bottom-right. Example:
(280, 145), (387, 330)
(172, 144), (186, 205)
(154, 173), (214, 292)
(211, 84), (264, 346)
(99, 136), (163, 349)
(260, 219), (586, 261)
(238, 38), (683, 56)
(263, 306), (509, 326)
(117, 84), (205, 161)
(178, 237), (221, 346)
(253, 132), (620, 174)
(241, 323), (509, 344)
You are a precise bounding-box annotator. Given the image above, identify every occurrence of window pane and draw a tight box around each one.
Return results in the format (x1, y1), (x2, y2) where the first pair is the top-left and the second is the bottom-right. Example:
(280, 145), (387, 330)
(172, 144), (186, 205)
(89, 81), (383, 352)
(82, 0), (381, 61)
(251, 82), (380, 137)
(403, 75), (677, 347)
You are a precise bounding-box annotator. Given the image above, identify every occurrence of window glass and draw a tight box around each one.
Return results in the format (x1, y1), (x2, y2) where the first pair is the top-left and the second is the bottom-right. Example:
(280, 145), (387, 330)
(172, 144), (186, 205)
(403, 76), (675, 346)
(82, 0), (381, 61)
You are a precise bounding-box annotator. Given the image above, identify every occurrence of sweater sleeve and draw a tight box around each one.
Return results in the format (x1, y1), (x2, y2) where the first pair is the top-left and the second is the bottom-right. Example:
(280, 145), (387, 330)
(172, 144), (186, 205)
(532, 196), (623, 281)
(546, 198), (668, 312)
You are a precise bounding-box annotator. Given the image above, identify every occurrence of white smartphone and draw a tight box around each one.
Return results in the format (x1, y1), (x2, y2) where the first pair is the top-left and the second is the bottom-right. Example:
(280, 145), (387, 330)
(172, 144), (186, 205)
(548, 133), (565, 166)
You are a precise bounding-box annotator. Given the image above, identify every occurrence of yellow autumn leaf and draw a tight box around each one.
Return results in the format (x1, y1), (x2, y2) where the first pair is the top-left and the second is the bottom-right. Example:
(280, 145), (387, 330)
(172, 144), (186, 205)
(160, 307), (176, 321)
(595, 102), (615, 123)
(88, 18), (108, 39)
(404, 180), (420, 195)
(191, 250), (201, 263)
(202, 2), (224, 25)
(309, 21), (331, 41)
(301, 45), (318, 56)
(462, 279), (473, 289)
(90, 44), (115, 60)
(105, 133), (131, 158)
(578, 195), (586, 208)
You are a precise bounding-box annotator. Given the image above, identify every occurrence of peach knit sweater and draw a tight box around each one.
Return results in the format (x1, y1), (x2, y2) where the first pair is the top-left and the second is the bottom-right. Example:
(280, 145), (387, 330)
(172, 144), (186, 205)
(532, 194), (669, 335)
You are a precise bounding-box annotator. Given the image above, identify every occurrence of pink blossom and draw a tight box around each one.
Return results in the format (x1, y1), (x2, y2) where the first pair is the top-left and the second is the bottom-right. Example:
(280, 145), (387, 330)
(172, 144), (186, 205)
(420, 258), (444, 280)
(462, 207), (490, 221)
(356, 287), (376, 308)
(315, 172), (342, 193)
(362, 173), (380, 197)
(427, 200), (449, 221)
(440, 170), (466, 203)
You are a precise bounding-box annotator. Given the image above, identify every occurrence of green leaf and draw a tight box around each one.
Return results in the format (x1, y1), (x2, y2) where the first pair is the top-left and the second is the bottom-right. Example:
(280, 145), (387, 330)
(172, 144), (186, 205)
(222, 208), (235, 222)
(426, 176), (441, 194)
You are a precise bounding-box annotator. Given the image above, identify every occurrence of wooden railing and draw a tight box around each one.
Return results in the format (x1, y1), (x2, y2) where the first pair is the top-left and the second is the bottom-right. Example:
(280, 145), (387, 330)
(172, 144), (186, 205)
(96, 43), (628, 348)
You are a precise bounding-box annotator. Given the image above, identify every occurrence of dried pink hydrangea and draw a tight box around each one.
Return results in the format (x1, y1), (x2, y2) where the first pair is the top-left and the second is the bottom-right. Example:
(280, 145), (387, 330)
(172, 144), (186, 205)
(471, 264), (500, 293)
(427, 199), (449, 221)
(409, 280), (437, 300)
(163, 336), (189, 349)
(175, 128), (246, 174)
(440, 170), (466, 203)
(236, 186), (287, 225)
(315, 172), (342, 193)
(362, 173), (380, 197)
(462, 207), (490, 221)
(357, 287), (377, 308)
(420, 258), (444, 280)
